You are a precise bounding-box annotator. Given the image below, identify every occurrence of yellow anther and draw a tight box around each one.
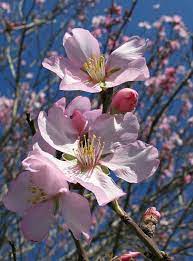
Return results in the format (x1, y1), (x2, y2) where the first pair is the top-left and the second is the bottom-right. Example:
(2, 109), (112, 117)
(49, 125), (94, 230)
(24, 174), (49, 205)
(28, 184), (48, 205)
(41, 196), (47, 201)
(83, 55), (106, 83)
(75, 134), (105, 170)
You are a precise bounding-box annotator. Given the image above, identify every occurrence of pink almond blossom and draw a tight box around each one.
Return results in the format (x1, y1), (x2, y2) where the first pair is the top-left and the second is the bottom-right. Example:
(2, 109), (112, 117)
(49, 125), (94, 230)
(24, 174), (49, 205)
(3, 143), (91, 242)
(0, 96), (13, 125)
(38, 110), (159, 206)
(30, 96), (101, 154)
(42, 28), (149, 93)
(48, 96), (101, 136)
(35, 96), (101, 154)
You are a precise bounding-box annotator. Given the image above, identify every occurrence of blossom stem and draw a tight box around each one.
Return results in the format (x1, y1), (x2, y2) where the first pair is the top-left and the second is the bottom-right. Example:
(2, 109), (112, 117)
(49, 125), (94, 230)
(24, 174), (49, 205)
(100, 88), (113, 113)
(70, 232), (89, 261)
(109, 200), (167, 260)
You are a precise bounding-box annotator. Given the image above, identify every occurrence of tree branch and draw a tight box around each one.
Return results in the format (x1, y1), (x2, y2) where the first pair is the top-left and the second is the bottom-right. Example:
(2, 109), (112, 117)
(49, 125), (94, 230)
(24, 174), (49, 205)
(8, 241), (17, 261)
(70, 232), (89, 261)
(109, 200), (169, 260)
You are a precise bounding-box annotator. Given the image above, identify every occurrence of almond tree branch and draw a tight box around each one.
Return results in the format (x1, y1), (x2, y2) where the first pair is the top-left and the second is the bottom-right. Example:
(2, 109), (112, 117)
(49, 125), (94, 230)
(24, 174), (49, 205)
(112, 185), (132, 255)
(109, 200), (169, 260)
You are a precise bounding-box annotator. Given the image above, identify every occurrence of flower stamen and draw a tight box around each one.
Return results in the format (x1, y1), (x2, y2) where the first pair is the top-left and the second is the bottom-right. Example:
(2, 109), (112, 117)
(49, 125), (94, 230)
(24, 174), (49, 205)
(83, 55), (106, 83)
(28, 183), (48, 205)
(75, 134), (104, 170)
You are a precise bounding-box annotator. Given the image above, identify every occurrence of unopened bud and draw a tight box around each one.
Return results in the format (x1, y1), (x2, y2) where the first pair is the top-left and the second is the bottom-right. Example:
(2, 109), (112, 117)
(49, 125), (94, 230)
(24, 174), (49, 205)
(119, 252), (141, 261)
(111, 88), (138, 113)
(140, 207), (161, 237)
(143, 207), (161, 222)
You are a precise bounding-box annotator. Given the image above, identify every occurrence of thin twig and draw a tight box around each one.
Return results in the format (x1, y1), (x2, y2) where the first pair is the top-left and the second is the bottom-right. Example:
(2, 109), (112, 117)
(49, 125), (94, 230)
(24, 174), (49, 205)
(109, 0), (138, 53)
(8, 241), (17, 261)
(26, 113), (36, 135)
(162, 199), (193, 251)
(70, 232), (89, 261)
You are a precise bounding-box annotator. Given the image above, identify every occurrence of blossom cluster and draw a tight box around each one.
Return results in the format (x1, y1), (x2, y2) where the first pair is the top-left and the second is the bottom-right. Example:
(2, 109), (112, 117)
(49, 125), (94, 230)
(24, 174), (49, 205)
(0, 96), (13, 126)
(3, 28), (159, 245)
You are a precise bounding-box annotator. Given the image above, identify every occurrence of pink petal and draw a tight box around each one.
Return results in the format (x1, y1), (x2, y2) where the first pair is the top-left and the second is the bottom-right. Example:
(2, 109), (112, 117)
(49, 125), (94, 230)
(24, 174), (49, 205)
(43, 55), (91, 90)
(90, 112), (139, 154)
(51, 96), (90, 135)
(31, 131), (55, 155)
(60, 79), (101, 93)
(65, 96), (91, 117)
(22, 143), (70, 194)
(71, 166), (125, 206)
(63, 28), (100, 66)
(21, 200), (54, 242)
(71, 110), (87, 135)
(83, 109), (102, 125)
(106, 58), (149, 88)
(3, 172), (32, 216)
(61, 191), (91, 240)
(54, 97), (66, 113)
(107, 36), (148, 66)
(38, 107), (79, 154)
(60, 61), (89, 85)
(42, 56), (66, 79)
(101, 141), (159, 183)
(63, 32), (85, 67)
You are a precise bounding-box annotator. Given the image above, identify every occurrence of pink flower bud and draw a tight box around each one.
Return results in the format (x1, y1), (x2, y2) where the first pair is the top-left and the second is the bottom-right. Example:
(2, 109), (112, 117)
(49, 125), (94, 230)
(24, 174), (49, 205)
(111, 88), (138, 113)
(144, 207), (161, 221)
(184, 175), (192, 184)
(120, 252), (141, 261)
(141, 207), (161, 237)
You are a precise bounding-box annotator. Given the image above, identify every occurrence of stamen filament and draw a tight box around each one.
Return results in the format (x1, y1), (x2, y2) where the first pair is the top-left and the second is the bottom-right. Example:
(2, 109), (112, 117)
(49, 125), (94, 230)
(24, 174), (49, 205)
(75, 134), (104, 170)
(83, 55), (106, 82)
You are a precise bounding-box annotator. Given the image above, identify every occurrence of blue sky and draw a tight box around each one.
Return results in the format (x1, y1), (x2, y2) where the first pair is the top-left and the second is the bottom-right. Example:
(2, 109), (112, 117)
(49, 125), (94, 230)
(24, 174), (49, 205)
(99, 0), (193, 32)
(133, 0), (192, 29)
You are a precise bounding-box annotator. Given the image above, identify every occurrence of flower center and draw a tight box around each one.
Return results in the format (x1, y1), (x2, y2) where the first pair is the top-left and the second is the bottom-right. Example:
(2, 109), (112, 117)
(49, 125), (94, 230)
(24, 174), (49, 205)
(28, 183), (48, 205)
(75, 134), (104, 170)
(83, 55), (106, 82)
